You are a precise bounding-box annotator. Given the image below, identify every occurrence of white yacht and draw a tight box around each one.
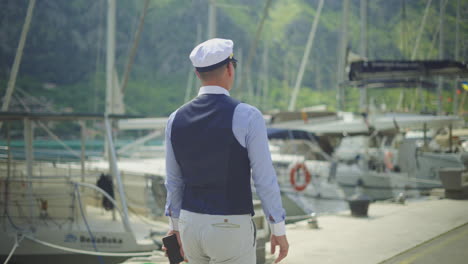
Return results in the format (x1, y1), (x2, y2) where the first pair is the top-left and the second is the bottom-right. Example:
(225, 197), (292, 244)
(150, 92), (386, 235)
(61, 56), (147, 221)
(267, 128), (348, 219)
(270, 112), (467, 201)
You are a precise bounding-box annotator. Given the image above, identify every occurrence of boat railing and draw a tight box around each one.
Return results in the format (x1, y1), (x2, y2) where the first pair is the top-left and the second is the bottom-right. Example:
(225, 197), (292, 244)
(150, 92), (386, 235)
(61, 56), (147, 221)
(0, 158), (167, 219)
(0, 176), (131, 234)
(0, 158), (92, 178)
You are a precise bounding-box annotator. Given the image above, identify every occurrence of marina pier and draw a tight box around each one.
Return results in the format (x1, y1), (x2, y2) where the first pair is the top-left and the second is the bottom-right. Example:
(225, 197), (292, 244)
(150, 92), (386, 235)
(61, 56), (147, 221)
(266, 197), (468, 264)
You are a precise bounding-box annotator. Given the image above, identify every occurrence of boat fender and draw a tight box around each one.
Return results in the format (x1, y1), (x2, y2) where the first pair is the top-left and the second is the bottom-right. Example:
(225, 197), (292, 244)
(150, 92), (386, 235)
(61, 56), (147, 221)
(289, 163), (312, 192)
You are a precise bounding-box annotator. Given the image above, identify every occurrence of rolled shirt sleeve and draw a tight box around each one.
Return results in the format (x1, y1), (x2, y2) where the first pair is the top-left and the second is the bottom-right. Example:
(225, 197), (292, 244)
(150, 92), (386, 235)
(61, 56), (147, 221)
(164, 111), (184, 230)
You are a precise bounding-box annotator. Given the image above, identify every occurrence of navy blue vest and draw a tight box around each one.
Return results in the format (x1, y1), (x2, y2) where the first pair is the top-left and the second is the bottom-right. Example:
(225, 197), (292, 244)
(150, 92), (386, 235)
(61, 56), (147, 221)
(171, 94), (254, 216)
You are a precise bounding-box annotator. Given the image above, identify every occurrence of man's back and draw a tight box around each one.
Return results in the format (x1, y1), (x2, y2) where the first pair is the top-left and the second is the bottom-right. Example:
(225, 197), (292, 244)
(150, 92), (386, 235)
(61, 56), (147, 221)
(171, 93), (253, 216)
(164, 38), (289, 264)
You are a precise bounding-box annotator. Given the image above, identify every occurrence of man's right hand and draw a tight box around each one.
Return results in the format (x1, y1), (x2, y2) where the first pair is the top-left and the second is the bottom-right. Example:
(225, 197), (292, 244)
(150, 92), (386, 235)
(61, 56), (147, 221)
(270, 234), (289, 263)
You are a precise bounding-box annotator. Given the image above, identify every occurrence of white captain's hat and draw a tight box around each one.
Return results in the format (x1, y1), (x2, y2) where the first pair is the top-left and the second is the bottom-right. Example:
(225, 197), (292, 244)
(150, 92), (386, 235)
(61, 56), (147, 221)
(189, 38), (237, 72)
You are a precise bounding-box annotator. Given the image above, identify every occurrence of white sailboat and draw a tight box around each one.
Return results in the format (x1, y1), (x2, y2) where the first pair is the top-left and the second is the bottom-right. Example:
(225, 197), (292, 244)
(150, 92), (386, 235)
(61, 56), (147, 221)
(0, 113), (169, 264)
(0, 114), (170, 264)
(0, 1), (168, 263)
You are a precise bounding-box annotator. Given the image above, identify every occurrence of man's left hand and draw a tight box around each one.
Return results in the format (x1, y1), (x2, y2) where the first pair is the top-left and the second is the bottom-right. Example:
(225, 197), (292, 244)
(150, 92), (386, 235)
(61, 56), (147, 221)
(162, 230), (187, 262)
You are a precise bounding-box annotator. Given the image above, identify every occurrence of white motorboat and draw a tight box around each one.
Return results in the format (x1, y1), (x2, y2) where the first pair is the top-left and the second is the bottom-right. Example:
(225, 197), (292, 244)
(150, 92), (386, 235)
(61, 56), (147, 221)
(270, 112), (467, 201)
(267, 128), (348, 219)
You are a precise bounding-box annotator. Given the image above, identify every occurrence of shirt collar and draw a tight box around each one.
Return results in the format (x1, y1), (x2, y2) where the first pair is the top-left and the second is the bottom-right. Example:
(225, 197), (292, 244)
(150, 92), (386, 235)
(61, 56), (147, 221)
(198, 86), (230, 96)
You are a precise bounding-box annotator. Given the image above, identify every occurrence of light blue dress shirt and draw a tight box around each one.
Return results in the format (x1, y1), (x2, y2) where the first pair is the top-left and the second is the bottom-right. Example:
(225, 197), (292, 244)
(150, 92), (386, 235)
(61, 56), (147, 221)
(164, 86), (286, 235)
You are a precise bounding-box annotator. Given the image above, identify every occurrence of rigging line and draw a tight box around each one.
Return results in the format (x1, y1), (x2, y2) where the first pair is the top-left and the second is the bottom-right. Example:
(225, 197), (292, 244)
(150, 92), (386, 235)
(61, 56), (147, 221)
(411, 0), (432, 60)
(71, 181), (127, 226)
(15, 87), (103, 132)
(74, 184), (105, 264)
(3, 180), (29, 233)
(13, 94), (81, 158)
(1, 0), (36, 118)
(237, 0), (273, 101)
(3, 124), (10, 216)
(15, 87), (55, 112)
(121, 0), (150, 94)
(34, 121), (81, 158)
(123, 192), (167, 229)
(3, 233), (24, 264)
(288, 0), (325, 111)
(427, 0), (448, 59)
(93, 0), (105, 113)
(401, 0), (407, 57)
(184, 23), (202, 103)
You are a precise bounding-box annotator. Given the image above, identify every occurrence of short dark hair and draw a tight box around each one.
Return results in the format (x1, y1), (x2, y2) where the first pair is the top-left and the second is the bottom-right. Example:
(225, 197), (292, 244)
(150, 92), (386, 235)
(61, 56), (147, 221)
(197, 63), (229, 81)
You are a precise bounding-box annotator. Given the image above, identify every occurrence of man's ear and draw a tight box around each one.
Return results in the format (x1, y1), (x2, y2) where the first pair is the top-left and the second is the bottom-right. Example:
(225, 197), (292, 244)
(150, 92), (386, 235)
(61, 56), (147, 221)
(226, 63), (233, 77)
(195, 70), (201, 79)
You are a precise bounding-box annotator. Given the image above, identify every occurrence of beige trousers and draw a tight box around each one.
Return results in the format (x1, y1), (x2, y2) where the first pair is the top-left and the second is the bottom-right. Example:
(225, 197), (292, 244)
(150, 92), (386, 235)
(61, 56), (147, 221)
(179, 209), (256, 264)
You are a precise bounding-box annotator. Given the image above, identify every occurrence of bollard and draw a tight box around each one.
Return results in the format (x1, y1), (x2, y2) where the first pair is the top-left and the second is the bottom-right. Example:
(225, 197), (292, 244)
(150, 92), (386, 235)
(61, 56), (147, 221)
(348, 193), (371, 217)
(439, 168), (468, 200)
(307, 212), (319, 229)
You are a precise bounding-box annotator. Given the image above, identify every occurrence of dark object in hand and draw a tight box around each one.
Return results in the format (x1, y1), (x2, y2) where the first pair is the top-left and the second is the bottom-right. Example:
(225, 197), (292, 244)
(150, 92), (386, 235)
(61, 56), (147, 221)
(162, 234), (184, 264)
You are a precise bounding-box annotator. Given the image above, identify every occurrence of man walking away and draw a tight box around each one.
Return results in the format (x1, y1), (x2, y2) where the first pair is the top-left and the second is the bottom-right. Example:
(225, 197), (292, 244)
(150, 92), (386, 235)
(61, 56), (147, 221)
(164, 38), (289, 264)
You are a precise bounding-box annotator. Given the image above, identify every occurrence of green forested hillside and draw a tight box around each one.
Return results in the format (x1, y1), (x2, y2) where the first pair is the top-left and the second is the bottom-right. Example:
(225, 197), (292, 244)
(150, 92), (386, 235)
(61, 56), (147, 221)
(0, 0), (467, 116)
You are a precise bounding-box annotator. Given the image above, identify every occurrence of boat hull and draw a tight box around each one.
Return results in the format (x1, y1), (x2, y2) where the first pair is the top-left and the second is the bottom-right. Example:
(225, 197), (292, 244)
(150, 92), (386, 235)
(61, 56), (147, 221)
(336, 164), (442, 200)
(0, 230), (159, 264)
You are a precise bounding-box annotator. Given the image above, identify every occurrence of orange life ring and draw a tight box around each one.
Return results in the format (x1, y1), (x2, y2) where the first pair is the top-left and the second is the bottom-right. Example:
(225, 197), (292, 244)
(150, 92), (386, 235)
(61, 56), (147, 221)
(289, 163), (312, 192)
(384, 151), (394, 170)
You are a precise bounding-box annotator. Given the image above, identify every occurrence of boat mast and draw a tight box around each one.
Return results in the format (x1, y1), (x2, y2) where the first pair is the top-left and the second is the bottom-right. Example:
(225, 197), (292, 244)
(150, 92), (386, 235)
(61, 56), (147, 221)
(411, 0), (432, 60)
(359, 0), (367, 112)
(437, 0), (445, 114)
(397, 0), (407, 112)
(208, 0), (216, 39)
(238, 0), (273, 103)
(120, 0), (150, 95)
(288, 0), (324, 111)
(184, 23), (202, 103)
(0, 0), (37, 227)
(411, 0), (432, 112)
(336, 0), (349, 112)
(106, 0), (117, 115)
(453, 0), (460, 114)
(1, 0), (36, 128)
(105, 0), (131, 232)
